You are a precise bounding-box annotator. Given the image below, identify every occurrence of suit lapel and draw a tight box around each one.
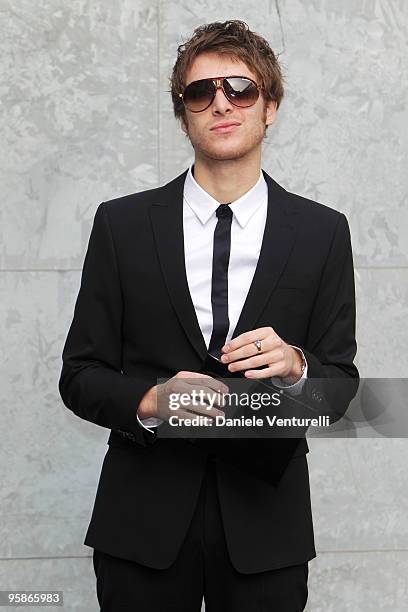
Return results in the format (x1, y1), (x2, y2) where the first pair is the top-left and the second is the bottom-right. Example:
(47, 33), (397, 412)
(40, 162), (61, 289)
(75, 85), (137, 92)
(149, 169), (208, 362)
(231, 170), (300, 340)
(149, 168), (300, 362)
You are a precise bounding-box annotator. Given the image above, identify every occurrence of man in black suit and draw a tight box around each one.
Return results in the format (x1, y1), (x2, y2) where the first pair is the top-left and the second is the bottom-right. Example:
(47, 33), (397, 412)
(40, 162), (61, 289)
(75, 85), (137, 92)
(59, 20), (359, 611)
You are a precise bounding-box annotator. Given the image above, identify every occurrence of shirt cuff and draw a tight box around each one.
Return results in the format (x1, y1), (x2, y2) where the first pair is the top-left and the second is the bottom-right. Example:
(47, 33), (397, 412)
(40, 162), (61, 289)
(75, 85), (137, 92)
(270, 345), (308, 396)
(137, 414), (164, 432)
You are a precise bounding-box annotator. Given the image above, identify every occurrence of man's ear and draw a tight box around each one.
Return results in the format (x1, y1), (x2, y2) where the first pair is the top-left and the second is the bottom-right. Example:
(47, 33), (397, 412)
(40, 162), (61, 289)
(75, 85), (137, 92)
(265, 99), (277, 127)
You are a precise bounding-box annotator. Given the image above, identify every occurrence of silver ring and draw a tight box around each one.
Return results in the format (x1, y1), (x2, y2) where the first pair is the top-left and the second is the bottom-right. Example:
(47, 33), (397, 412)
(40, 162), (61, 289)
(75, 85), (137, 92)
(254, 339), (262, 352)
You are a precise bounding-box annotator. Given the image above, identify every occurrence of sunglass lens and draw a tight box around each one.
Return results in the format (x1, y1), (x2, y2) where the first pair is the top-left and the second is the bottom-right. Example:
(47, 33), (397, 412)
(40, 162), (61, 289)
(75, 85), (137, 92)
(224, 77), (259, 107)
(183, 79), (214, 112)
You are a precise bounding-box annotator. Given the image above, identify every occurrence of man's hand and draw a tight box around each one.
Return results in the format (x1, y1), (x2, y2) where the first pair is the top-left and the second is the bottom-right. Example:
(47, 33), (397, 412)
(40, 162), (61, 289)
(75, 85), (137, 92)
(220, 326), (303, 383)
(137, 371), (228, 423)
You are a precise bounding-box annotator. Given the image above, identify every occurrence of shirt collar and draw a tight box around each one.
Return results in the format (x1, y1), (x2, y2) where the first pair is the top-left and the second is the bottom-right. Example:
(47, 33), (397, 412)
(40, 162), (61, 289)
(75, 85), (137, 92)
(183, 163), (267, 228)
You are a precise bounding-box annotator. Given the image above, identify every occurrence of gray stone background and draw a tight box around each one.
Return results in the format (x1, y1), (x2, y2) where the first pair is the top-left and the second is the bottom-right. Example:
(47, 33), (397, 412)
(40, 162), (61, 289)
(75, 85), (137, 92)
(1, 1), (407, 610)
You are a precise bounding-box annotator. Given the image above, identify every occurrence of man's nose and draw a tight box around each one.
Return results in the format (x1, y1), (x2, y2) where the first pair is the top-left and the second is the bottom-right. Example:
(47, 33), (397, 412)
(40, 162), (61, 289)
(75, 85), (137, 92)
(211, 86), (233, 113)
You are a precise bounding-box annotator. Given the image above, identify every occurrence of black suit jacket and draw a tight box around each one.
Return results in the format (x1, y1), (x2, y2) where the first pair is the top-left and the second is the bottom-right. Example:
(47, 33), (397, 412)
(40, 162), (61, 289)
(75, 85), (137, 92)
(58, 167), (359, 573)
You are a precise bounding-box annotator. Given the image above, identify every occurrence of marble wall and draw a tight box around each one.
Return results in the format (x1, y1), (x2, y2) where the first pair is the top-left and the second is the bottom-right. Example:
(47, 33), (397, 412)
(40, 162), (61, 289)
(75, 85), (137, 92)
(1, 1), (407, 610)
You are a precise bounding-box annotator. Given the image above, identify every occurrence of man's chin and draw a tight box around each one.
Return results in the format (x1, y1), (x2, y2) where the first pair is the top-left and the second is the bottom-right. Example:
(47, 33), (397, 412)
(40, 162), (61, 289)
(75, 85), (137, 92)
(195, 145), (250, 162)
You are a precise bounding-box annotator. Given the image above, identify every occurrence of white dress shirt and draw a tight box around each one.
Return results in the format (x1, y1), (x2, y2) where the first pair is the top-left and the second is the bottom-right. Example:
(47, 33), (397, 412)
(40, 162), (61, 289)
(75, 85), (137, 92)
(139, 164), (307, 430)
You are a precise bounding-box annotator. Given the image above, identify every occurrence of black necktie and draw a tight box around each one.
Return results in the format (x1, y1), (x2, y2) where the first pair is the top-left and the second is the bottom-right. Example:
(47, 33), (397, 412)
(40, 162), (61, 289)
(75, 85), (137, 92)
(208, 203), (233, 358)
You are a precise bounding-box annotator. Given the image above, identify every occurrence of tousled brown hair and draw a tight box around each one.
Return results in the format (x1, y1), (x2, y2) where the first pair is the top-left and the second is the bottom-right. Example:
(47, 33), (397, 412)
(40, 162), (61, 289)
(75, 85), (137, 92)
(169, 20), (285, 129)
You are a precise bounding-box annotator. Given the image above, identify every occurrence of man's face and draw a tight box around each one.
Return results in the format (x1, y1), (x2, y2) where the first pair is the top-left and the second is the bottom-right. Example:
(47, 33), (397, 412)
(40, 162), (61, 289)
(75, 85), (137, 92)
(180, 52), (277, 162)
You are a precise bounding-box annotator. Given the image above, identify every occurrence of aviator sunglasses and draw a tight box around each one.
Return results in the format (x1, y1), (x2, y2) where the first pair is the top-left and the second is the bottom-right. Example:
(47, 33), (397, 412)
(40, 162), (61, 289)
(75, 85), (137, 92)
(178, 76), (263, 113)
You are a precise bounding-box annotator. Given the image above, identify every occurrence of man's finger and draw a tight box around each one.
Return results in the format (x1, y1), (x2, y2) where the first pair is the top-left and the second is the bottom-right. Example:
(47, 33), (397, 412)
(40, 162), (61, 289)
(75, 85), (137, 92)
(184, 375), (229, 395)
(171, 405), (224, 421)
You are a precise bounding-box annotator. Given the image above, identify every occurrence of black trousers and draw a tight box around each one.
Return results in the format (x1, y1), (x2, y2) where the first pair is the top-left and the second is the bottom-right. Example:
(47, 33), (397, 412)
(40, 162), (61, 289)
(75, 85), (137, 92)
(92, 457), (309, 611)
